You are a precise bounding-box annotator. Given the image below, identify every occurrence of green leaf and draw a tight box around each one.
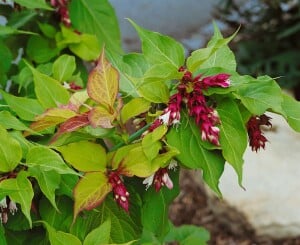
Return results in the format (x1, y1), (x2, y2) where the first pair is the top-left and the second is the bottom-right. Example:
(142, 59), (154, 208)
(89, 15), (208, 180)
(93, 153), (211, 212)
(166, 111), (225, 196)
(9, 131), (33, 158)
(232, 75), (283, 115)
(87, 50), (119, 110)
(187, 24), (238, 72)
(128, 19), (185, 68)
(0, 111), (33, 132)
(83, 218), (111, 245)
(121, 97), (151, 123)
(0, 171), (34, 227)
(26, 146), (78, 175)
(69, 33), (101, 61)
(0, 24), (36, 37)
(38, 22), (57, 39)
(142, 171), (179, 242)
(69, 0), (121, 52)
(26, 61), (70, 108)
(107, 52), (149, 97)
(217, 98), (247, 186)
(41, 221), (81, 245)
(26, 36), (60, 63)
(52, 55), (76, 82)
(0, 226), (7, 245)
(56, 141), (107, 172)
(142, 125), (167, 161)
(56, 175), (78, 198)
(73, 172), (112, 222)
(200, 45), (236, 72)
(13, 0), (52, 10)
(28, 166), (61, 210)
(39, 196), (73, 232)
(0, 90), (44, 121)
(281, 93), (300, 132)
(138, 81), (169, 103)
(0, 125), (22, 173)
(165, 224), (210, 245)
(0, 41), (12, 73)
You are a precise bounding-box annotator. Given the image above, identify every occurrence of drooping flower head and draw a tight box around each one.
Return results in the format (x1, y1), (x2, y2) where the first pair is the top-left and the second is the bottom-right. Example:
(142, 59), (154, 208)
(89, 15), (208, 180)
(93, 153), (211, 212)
(247, 114), (272, 152)
(108, 172), (130, 212)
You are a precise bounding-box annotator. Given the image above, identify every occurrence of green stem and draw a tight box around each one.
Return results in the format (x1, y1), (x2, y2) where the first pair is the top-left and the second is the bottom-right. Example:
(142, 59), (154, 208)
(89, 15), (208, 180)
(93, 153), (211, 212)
(109, 123), (151, 152)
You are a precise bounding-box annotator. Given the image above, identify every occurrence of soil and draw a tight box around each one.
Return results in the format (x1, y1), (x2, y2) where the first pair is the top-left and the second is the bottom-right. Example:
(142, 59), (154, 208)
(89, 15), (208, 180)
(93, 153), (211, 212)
(169, 170), (300, 245)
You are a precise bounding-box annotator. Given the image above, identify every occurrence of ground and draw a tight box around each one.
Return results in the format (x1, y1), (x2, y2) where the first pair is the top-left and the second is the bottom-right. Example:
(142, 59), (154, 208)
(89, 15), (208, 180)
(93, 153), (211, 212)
(169, 170), (300, 245)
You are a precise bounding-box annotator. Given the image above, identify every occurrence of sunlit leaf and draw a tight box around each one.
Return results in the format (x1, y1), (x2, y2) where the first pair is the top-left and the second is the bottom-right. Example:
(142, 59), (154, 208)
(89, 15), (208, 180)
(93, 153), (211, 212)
(25, 61), (70, 108)
(73, 172), (112, 222)
(87, 50), (119, 110)
(41, 221), (81, 245)
(52, 55), (76, 82)
(26, 146), (78, 176)
(121, 97), (151, 124)
(56, 141), (107, 172)
(27, 108), (77, 135)
(88, 106), (115, 128)
(0, 125), (22, 173)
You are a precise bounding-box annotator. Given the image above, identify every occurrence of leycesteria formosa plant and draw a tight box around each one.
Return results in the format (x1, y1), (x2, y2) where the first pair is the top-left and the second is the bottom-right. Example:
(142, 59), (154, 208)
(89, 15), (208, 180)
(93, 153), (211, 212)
(1, 0), (300, 244)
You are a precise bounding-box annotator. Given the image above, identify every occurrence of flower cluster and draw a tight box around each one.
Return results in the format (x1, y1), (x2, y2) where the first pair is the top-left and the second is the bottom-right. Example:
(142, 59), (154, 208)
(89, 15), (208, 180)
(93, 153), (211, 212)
(148, 67), (230, 146)
(0, 197), (18, 224)
(108, 172), (130, 212)
(247, 114), (272, 152)
(50, 0), (71, 27)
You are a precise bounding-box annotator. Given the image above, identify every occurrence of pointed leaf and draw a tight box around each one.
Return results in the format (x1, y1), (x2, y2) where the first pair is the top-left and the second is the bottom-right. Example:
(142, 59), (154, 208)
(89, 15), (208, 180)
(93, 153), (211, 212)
(232, 75), (283, 115)
(41, 221), (81, 245)
(121, 97), (151, 123)
(138, 81), (169, 103)
(217, 98), (247, 186)
(281, 93), (300, 132)
(28, 166), (60, 210)
(187, 26), (238, 72)
(26, 61), (70, 108)
(166, 111), (225, 196)
(142, 125), (167, 161)
(56, 141), (107, 172)
(128, 19), (185, 68)
(88, 106), (115, 128)
(0, 91), (44, 121)
(69, 0), (121, 52)
(83, 219), (111, 245)
(26, 146), (78, 176)
(0, 111), (33, 132)
(87, 50), (119, 109)
(0, 125), (22, 173)
(27, 108), (77, 135)
(73, 172), (112, 222)
(0, 171), (34, 227)
(52, 55), (76, 82)
(53, 113), (90, 142)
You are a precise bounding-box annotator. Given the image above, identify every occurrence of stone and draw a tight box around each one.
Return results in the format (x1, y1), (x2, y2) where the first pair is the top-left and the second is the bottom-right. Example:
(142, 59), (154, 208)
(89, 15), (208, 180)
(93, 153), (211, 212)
(218, 112), (300, 239)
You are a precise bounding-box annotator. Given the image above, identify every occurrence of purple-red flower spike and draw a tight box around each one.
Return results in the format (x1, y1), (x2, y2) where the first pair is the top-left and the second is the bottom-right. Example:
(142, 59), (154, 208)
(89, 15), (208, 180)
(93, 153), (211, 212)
(247, 114), (272, 152)
(108, 172), (130, 212)
(153, 168), (173, 192)
(201, 74), (231, 89)
(50, 0), (71, 27)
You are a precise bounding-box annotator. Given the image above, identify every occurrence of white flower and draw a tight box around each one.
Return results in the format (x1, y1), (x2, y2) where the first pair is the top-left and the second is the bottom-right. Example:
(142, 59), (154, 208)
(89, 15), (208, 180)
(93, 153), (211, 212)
(9, 200), (18, 215)
(159, 111), (171, 125)
(0, 198), (7, 209)
(142, 174), (154, 190)
(168, 159), (178, 171)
